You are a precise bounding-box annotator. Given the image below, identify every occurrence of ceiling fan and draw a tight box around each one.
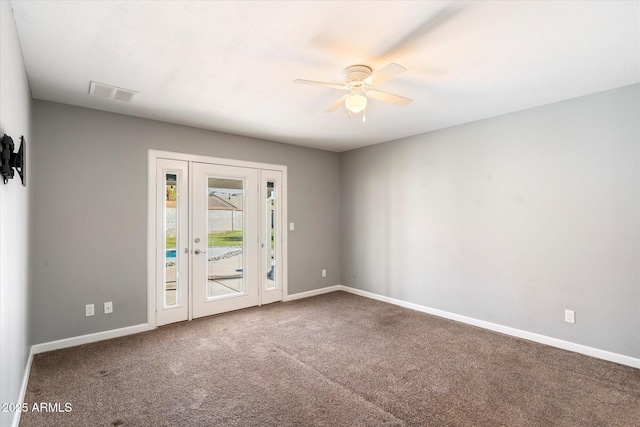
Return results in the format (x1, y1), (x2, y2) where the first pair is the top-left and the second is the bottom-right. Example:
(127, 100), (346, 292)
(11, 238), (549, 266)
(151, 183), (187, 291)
(294, 63), (412, 122)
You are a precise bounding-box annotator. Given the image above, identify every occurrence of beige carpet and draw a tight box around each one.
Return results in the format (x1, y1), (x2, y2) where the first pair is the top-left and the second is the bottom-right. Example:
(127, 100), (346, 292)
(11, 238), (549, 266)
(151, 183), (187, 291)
(20, 292), (640, 426)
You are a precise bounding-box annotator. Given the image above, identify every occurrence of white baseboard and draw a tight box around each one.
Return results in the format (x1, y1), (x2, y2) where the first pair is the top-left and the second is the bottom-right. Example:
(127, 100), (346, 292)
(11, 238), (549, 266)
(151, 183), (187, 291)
(30, 287), (339, 354)
(284, 285), (342, 302)
(10, 283), (637, 427)
(32, 323), (154, 355)
(11, 347), (34, 427)
(337, 285), (640, 369)
(29, 286), (341, 356)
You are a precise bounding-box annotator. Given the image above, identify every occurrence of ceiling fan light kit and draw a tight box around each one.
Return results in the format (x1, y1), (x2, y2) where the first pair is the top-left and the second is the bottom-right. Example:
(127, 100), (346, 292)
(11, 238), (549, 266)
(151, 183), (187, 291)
(294, 63), (412, 122)
(345, 93), (367, 113)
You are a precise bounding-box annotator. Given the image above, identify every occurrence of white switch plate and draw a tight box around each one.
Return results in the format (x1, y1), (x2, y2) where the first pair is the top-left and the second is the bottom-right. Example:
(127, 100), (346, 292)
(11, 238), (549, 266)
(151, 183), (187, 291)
(321, 269), (326, 278)
(85, 304), (94, 317)
(104, 301), (113, 314)
(564, 309), (575, 323)
(289, 222), (295, 231)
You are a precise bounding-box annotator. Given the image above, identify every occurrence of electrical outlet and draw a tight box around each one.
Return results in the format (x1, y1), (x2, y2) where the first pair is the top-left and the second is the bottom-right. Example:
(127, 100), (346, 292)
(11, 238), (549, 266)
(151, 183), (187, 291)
(85, 304), (94, 317)
(289, 222), (295, 231)
(352, 270), (357, 278)
(564, 309), (575, 324)
(104, 301), (113, 314)
(321, 269), (327, 278)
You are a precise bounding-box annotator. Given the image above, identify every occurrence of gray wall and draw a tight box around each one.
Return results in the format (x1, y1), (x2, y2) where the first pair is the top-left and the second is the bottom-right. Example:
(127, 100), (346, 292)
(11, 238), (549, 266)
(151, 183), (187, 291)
(31, 101), (341, 344)
(24, 71), (640, 361)
(0, 2), (32, 426)
(341, 84), (640, 358)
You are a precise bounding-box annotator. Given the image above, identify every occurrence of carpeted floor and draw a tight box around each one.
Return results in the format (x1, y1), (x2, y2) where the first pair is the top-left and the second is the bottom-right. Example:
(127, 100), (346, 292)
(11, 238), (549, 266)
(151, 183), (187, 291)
(20, 291), (640, 426)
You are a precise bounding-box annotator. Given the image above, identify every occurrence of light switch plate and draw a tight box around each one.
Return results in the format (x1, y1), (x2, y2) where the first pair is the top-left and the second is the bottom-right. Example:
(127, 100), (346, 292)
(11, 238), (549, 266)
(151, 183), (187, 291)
(564, 309), (575, 323)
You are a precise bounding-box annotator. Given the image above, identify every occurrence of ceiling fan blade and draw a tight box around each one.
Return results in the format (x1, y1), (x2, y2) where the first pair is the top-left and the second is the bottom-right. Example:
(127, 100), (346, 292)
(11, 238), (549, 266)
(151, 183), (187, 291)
(364, 63), (407, 86)
(324, 94), (348, 112)
(367, 90), (412, 107)
(293, 79), (346, 90)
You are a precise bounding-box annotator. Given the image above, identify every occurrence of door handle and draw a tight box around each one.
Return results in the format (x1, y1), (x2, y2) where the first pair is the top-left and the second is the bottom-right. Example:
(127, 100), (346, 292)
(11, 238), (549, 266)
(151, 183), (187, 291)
(194, 249), (204, 255)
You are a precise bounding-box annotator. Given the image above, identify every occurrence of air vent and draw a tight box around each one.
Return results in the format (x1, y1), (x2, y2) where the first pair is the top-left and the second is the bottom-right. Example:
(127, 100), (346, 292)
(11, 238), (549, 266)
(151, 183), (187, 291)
(89, 81), (138, 102)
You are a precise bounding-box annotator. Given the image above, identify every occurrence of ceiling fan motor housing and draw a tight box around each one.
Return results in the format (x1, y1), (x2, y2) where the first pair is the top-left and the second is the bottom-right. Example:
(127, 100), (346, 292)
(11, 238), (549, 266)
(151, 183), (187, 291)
(344, 65), (372, 86)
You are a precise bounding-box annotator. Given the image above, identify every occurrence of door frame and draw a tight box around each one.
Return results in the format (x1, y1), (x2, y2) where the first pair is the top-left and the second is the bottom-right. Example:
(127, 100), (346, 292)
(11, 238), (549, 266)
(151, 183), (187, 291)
(147, 149), (288, 328)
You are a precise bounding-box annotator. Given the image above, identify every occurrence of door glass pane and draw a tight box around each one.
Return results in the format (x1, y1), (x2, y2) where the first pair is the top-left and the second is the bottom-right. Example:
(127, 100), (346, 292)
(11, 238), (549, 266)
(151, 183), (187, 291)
(266, 181), (277, 289)
(207, 177), (244, 299)
(165, 173), (179, 307)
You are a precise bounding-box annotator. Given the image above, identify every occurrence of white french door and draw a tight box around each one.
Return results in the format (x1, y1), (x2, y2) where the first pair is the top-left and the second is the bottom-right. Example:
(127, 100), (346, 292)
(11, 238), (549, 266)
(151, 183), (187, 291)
(261, 169), (284, 305)
(156, 159), (190, 326)
(154, 154), (285, 327)
(191, 162), (259, 318)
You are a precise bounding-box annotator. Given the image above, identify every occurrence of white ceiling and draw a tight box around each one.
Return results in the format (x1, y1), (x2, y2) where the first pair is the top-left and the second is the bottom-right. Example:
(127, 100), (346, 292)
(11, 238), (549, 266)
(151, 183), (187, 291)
(10, 1), (640, 152)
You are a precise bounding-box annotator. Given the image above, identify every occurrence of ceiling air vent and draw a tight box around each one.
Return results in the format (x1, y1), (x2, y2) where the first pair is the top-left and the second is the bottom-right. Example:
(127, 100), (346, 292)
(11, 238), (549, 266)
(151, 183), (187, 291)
(89, 81), (138, 102)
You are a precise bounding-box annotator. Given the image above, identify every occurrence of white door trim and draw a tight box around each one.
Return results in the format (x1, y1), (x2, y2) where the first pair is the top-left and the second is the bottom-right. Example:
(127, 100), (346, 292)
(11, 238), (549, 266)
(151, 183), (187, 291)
(147, 149), (288, 327)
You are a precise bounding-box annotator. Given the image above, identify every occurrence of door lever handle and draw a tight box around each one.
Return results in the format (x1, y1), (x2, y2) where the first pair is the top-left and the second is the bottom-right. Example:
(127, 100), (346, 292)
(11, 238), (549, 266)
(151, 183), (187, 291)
(194, 249), (204, 255)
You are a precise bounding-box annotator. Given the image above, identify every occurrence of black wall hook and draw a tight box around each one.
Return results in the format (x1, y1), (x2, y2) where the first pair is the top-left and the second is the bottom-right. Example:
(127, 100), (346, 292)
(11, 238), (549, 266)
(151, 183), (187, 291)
(1, 134), (26, 186)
